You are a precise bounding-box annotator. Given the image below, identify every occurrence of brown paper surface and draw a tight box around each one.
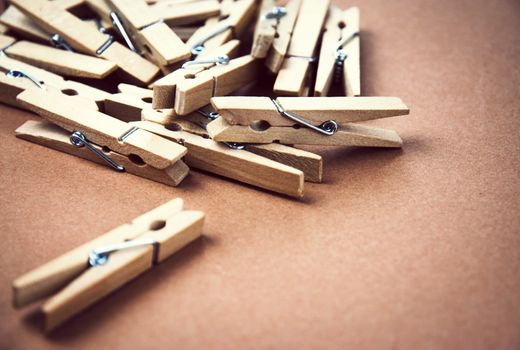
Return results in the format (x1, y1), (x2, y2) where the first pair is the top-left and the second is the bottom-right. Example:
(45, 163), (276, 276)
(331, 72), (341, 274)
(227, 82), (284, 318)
(1, 0), (519, 349)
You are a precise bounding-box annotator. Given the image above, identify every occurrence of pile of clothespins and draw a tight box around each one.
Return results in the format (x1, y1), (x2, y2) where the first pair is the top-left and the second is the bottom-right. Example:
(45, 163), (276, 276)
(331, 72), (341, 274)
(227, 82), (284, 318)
(0, 0), (410, 198)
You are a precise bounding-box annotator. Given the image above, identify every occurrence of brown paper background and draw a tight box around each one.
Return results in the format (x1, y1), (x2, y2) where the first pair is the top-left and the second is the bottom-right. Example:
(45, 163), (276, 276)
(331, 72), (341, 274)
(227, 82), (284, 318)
(1, 0), (519, 349)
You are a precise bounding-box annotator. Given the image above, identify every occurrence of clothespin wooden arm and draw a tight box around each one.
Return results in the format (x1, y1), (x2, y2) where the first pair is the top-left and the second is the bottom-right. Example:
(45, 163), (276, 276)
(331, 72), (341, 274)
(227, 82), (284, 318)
(152, 39), (241, 110)
(134, 120), (305, 198)
(106, 0), (191, 67)
(15, 121), (189, 187)
(16, 89), (187, 170)
(150, 0), (220, 26)
(10, 0), (160, 85)
(211, 96), (410, 126)
(175, 55), (258, 115)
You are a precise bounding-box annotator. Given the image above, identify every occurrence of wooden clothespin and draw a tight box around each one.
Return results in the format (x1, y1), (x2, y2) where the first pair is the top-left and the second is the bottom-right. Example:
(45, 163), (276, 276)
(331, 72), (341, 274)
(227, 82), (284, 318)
(0, 55), (110, 110)
(315, 6), (360, 97)
(15, 88), (190, 182)
(134, 119), (305, 197)
(1, 38), (117, 79)
(12, 198), (204, 332)
(0, 5), (49, 43)
(186, 0), (256, 57)
(152, 39), (240, 110)
(105, 0), (191, 69)
(10, 0), (160, 85)
(149, 0), (220, 27)
(273, 0), (330, 96)
(207, 96), (409, 147)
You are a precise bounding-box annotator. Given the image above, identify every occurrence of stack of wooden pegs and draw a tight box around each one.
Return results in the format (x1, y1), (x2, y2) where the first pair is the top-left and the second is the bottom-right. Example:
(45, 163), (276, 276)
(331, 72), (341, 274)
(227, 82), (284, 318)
(1, 0), (410, 198)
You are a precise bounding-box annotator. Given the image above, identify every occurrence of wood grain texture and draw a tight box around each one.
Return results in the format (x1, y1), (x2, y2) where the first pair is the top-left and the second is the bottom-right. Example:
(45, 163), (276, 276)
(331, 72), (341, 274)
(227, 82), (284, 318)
(106, 0), (190, 67)
(16, 89), (187, 170)
(264, 0), (301, 73)
(0, 5), (49, 43)
(15, 121), (189, 187)
(5, 41), (117, 79)
(175, 55), (258, 115)
(10, 0), (160, 85)
(135, 120), (305, 198)
(151, 0), (220, 26)
(152, 40), (240, 109)
(273, 0), (329, 96)
(207, 116), (403, 147)
(211, 96), (409, 126)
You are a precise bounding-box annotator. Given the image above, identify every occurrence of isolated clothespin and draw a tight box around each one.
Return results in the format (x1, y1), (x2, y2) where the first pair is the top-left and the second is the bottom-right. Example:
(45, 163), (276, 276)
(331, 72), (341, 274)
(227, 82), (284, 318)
(0, 55), (110, 110)
(273, 0), (330, 96)
(186, 0), (256, 57)
(152, 39), (241, 110)
(149, 0), (220, 27)
(15, 88), (190, 182)
(12, 198), (204, 332)
(134, 119), (305, 197)
(315, 6), (360, 97)
(1, 37), (117, 79)
(10, 0), (160, 85)
(207, 96), (409, 147)
(105, 0), (191, 69)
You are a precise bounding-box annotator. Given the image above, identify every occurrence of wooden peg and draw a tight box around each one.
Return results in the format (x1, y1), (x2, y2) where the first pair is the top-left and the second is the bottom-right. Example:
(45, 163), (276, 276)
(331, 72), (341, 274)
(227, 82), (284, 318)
(152, 39), (241, 109)
(212, 96), (410, 126)
(141, 109), (323, 183)
(185, 0), (256, 56)
(106, 0), (191, 68)
(273, 0), (329, 96)
(16, 120), (189, 186)
(315, 6), (360, 97)
(175, 55), (258, 115)
(16, 88), (187, 170)
(10, 0), (160, 85)
(150, 0), (220, 26)
(207, 116), (404, 147)
(12, 199), (204, 332)
(251, 0), (278, 59)
(135, 120), (305, 197)
(0, 5), (49, 43)
(4, 40), (117, 79)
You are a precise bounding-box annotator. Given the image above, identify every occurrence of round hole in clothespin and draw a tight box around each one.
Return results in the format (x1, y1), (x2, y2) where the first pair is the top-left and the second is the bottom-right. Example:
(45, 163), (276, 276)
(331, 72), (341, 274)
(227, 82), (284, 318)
(149, 220), (166, 231)
(102, 146), (111, 154)
(250, 120), (271, 132)
(184, 73), (197, 79)
(165, 123), (182, 132)
(338, 21), (346, 29)
(128, 154), (145, 166)
(61, 89), (79, 96)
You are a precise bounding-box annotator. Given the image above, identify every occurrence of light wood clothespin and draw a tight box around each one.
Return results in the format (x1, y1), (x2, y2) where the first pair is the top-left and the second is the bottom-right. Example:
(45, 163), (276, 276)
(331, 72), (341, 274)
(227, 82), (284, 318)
(0, 55), (110, 110)
(10, 0), (160, 85)
(2, 39), (117, 79)
(150, 0), (220, 27)
(105, 0), (191, 69)
(16, 120), (188, 186)
(12, 198), (204, 332)
(315, 6), (360, 97)
(0, 5), (49, 43)
(134, 119), (305, 197)
(152, 39), (240, 110)
(16, 88), (189, 178)
(273, 0), (330, 96)
(186, 0), (256, 57)
(207, 96), (409, 147)
(252, 0), (301, 68)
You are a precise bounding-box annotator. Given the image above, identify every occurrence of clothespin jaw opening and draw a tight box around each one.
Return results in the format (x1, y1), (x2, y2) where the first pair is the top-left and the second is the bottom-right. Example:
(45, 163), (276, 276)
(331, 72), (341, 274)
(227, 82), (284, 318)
(12, 199), (205, 332)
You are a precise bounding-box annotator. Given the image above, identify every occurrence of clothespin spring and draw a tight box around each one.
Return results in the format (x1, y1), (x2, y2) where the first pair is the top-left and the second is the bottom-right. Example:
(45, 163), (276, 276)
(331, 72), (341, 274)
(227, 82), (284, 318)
(182, 55), (230, 69)
(50, 34), (74, 52)
(5, 69), (46, 90)
(70, 131), (125, 171)
(110, 12), (139, 54)
(334, 31), (359, 84)
(271, 100), (338, 136)
(89, 238), (159, 267)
